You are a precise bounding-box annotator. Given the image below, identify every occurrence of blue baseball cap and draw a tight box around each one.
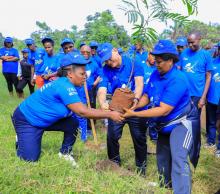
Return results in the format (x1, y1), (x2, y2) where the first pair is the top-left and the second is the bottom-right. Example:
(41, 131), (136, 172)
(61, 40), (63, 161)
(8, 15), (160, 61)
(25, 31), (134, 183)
(97, 43), (113, 64)
(25, 38), (35, 45)
(80, 42), (86, 48)
(4, 37), (13, 43)
(61, 38), (74, 47)
(60, 52), (90, 67)
(21, 48), (29, 53)
(151, 40), (178, 56)
(89, 41), (98, 47)
(176, 37), (188, 47)
(41, 37), (54, 44)
(117, 47), (123, 54)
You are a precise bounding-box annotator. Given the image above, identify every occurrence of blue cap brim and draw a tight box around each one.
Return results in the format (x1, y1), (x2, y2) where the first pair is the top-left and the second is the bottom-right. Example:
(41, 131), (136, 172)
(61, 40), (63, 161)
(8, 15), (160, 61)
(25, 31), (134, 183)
(150, 51), (178, 56)
(5, 40), (13, 43)
(101, 52), (112, 64)
(176, 43), (187, 47)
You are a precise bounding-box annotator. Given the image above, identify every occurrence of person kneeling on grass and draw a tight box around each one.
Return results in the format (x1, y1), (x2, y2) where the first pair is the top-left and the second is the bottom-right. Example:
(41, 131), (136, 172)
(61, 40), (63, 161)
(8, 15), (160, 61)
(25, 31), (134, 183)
(11, 52), (124, 165)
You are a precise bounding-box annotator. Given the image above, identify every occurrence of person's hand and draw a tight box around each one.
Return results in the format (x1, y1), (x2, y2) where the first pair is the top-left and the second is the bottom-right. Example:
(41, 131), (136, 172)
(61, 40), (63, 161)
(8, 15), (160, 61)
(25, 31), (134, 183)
(100, 102), (109, 110)
(109, 111), (124, 123)
(123, 108), (136, 118)
(130, 98), (139, 110)
(42, 75), (49, 80)
(31, 79), (35, 86)
(1, 56), (10, 61)
(198, 97), (206, 109)
(17, 76), (22, 81)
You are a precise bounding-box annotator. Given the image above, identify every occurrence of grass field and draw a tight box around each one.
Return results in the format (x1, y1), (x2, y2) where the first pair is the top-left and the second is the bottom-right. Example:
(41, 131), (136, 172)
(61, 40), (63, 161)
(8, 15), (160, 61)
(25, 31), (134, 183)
(0, 72), (220, 194)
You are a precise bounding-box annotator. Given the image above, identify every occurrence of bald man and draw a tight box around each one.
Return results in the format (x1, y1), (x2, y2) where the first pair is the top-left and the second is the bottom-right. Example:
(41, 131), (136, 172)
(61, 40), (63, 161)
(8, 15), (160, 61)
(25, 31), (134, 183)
(76, 45), (102, 140)
(80, 45), (102, 108)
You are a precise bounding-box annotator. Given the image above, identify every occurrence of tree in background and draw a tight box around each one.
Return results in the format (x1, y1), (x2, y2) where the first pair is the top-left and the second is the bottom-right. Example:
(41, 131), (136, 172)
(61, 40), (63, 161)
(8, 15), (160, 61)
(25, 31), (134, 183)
(120, 0), (198, 47)
(79, 10), (130, 47)
(31, 21), (78, 51)
(160, 20), (220, 46)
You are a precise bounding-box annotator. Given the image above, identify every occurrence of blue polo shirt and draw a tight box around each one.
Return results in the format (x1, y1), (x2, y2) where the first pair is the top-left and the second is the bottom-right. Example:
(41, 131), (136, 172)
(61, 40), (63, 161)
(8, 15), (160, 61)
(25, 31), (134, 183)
(99, 55), (144, 94)
(179, 48), (213, 97)
(19, 77), (81, 128)
(142, 63), (156, 90)
(86, 58), (102, 91)
(91, 55), (102, 68)
(136, 49), (148, 64)
(207, 57), (220, 105)
(27, 49), (36, 65)
(41, 53), (60, 75)
(34, 49), (45, 75)
(145, 66), (190, 124)
(0, 47), (19, 73)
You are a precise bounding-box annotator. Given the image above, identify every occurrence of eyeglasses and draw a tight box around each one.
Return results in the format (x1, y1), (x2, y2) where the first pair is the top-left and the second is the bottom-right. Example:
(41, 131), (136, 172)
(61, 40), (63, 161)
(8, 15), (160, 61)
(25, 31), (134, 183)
(81, 51), (90, 54)
(90, 46), (97, 50)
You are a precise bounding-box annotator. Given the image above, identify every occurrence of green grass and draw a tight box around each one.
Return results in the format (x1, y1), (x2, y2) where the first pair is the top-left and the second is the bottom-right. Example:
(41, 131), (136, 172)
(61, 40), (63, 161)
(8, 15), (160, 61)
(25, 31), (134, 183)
(0, 71), (220, 194)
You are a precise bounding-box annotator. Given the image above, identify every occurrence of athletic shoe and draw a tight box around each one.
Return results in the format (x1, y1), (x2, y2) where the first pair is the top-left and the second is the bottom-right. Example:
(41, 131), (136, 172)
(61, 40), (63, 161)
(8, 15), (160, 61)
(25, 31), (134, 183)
(15, 135), (18, 150)
(204, 143), (216, 149)
(58, 152), (78, 167)
(215, 149), (220, 158)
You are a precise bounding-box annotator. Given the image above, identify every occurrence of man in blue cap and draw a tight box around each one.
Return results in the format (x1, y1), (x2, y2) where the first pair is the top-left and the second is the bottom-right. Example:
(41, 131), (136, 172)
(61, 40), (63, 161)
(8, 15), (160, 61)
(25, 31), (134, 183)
(24, 38), (46, 88)
(176, 36), (188, 55)
(89, 41), (102, 68)
(58, 38), (79, 65)
(60, 38), (78, 54)
(123, 39), (200, 193)
(17, 48), (35, 98)
(79, 45), (103, 140)
(0, 37), (20, 96)
(11, 52), (124, 164)
(97, 42), (146, 175)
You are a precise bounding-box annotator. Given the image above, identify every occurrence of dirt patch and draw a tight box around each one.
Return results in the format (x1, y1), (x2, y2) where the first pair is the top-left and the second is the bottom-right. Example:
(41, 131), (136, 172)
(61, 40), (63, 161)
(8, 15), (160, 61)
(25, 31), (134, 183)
(95, 159), (134, 176)
(147, 146), (156, 155)
(85, 141), (106, 151)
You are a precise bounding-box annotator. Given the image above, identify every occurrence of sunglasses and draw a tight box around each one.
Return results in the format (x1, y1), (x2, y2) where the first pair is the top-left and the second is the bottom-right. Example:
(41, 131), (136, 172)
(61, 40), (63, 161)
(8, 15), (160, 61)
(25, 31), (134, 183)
(90, 46), (97, 50)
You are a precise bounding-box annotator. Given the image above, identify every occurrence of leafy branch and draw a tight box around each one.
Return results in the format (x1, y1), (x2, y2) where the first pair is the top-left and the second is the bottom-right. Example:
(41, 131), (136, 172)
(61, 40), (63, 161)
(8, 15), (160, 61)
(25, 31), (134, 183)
(119, 0), (198, 46)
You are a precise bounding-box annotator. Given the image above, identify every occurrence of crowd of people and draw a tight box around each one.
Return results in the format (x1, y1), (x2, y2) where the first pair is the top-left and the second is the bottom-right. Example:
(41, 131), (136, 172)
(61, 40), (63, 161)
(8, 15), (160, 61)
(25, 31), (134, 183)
(0, 32), (220, 194)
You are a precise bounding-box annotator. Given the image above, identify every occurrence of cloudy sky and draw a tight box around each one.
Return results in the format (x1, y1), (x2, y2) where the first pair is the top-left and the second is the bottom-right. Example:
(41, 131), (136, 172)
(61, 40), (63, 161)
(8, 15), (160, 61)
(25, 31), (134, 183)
(0, 0), (219, 39)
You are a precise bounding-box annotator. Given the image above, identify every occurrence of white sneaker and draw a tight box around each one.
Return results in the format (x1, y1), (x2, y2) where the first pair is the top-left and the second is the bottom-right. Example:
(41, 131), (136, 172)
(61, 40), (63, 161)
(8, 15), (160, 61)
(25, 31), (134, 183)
(204, 143), (216, 149)
(215, 150), (220, 158)
(58, 152), (78, 167)
(147, 182), (158, 187)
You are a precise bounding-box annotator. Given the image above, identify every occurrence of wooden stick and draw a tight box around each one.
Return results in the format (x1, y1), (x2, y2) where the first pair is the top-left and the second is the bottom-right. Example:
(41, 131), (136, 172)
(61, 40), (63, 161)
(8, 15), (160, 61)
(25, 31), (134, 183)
(84, 81), (98, 145)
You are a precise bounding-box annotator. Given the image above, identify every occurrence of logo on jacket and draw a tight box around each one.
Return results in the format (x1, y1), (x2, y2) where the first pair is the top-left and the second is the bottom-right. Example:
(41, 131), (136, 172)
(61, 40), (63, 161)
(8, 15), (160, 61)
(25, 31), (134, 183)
(86, 70), (91, 78)
(67, 88), (77, 96)
(184, 63), (195, 73)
